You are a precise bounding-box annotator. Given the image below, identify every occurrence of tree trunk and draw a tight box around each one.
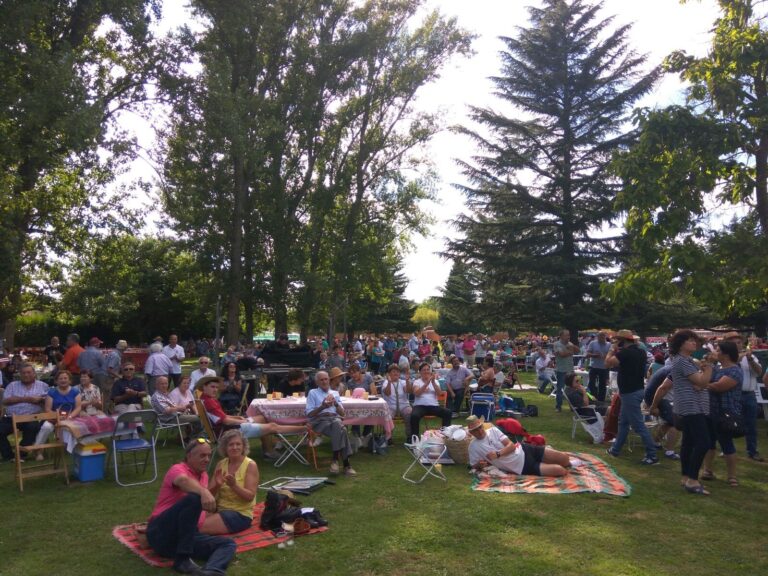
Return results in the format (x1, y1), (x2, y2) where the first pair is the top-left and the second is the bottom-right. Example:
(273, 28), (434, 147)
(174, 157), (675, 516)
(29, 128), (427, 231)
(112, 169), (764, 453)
(755, 135), (768, 236)
(227, 152), (246, 345)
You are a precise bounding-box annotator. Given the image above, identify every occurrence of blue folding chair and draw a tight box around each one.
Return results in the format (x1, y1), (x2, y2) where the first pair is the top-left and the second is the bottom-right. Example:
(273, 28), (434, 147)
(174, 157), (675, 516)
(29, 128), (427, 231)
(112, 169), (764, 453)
(108, 410), (158, 487)
(470, 393), (495, 421)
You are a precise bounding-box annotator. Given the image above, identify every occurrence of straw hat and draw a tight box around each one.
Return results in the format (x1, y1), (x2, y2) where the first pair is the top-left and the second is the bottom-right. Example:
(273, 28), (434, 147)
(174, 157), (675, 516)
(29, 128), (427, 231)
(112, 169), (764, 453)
(615, 329), (635, 341)
(196, 376), (223, 390)
(722, 331), (742, 341)
(466, 415), (485, 431)
(328, 367), (346, 380)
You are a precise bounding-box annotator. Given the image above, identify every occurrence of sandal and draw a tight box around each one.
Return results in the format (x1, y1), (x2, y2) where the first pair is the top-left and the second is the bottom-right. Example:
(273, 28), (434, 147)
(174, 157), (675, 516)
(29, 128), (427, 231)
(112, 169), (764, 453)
(727, 477), (739, 487)
(684, 483), (710, 495)
(700, 469), (716, 481)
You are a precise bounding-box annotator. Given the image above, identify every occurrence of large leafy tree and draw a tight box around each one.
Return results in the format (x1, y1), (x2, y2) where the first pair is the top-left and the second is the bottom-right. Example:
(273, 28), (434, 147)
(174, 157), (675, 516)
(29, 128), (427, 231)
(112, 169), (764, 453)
(57, 235), (215, 342)
(446, 0), (657, 339)
(0, 0), (163, 348)
(608, 0), (768, 333)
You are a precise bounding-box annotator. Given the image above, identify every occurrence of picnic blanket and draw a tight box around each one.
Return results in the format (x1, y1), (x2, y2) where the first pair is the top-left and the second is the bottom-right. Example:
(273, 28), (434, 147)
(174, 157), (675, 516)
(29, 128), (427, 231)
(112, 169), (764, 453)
(113, 502), (328, 567)
(471, 452), (631, 497)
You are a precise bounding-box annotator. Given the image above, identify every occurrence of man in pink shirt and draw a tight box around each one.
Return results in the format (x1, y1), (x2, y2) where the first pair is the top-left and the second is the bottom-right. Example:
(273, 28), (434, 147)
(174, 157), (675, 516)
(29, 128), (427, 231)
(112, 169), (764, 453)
(146, 438), (236, 575)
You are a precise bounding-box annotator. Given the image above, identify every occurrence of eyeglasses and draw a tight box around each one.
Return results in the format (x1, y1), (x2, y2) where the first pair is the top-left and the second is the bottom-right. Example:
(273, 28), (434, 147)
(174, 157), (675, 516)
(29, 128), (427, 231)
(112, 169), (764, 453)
(200, 361), (209, 364)
(123, 368), (135, 372)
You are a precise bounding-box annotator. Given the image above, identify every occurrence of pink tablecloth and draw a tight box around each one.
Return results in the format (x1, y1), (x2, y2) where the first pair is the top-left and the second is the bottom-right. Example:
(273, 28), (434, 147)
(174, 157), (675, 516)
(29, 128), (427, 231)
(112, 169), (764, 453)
(247, 397), (394, 438)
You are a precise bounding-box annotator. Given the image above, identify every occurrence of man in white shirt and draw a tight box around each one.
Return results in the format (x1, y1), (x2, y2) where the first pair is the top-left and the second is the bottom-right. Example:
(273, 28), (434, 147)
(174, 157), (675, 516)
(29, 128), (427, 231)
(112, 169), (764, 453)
(163, 334), (186, 387)
(189, 357), (217, 388)
(535, 348), (554, 394)
(466, 415), (571, 476)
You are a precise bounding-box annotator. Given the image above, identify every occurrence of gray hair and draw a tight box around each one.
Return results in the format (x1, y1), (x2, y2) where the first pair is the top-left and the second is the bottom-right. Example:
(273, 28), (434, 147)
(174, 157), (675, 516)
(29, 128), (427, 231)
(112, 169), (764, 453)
(149, 342), (163, 353)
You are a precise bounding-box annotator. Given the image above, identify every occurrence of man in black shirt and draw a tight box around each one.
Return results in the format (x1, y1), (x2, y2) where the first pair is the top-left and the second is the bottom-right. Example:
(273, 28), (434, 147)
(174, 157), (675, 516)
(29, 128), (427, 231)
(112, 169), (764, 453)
(605, 330), (658, 465)
(276, 368), (306, 398)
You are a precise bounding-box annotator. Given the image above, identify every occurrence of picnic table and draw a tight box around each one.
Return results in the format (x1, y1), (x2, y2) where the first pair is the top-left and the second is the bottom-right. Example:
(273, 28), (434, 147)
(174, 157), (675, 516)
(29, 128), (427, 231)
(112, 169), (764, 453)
(247, 396), (394, 438)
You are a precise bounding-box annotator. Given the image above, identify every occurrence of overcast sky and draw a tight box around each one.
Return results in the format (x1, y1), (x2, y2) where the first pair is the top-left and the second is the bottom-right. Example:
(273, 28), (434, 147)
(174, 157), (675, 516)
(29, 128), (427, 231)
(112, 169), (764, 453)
(130, 0), (722, 302)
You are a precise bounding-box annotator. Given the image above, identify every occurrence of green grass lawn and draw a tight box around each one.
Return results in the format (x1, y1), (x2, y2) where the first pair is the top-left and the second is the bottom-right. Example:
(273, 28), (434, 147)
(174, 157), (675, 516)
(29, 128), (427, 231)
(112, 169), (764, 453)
(2, 372), (767, 576)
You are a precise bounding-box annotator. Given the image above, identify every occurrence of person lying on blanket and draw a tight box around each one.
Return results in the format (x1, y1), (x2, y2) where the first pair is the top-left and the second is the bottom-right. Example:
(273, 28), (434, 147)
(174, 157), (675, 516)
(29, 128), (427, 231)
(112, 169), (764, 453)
(146, 437), (236, 575)
(466, 415), (572, 477)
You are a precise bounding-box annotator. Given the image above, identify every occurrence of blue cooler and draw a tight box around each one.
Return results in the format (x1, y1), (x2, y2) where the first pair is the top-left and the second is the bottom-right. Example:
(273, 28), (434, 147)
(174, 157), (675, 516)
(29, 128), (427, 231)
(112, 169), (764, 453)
(73, 442), (107, 482)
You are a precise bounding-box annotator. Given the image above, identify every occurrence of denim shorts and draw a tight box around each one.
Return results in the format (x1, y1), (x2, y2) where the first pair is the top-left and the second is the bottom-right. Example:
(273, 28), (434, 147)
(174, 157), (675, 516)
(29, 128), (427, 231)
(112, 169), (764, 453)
(219, 510), (252, 534)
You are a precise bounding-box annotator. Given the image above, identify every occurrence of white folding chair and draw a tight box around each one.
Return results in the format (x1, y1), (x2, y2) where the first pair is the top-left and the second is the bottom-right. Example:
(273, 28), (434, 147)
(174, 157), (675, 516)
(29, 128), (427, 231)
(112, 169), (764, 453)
(273, 430), (310, 468)
(403, 436), (447, 484)
(154, 413), (192, 448)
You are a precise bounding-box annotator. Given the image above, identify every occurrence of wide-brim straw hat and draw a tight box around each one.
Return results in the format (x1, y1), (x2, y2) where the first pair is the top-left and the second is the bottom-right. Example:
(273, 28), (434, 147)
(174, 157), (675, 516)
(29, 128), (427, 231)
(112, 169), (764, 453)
(196, 376), (223, 390)
(328, 367), (346, 380)
(615, 329), (635, 341)
(466, 415), (485, 431)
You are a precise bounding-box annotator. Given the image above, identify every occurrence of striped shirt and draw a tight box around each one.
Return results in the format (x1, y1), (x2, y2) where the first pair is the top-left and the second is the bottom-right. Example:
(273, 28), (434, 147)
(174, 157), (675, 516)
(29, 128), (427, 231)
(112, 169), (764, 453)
(671, 355), (709, 416)
(3, 380), (49, 416)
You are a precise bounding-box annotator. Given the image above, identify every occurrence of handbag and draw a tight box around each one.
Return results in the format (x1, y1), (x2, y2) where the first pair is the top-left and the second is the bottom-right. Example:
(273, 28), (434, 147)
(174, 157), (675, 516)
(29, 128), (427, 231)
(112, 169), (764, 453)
(717, 395), (745, 438)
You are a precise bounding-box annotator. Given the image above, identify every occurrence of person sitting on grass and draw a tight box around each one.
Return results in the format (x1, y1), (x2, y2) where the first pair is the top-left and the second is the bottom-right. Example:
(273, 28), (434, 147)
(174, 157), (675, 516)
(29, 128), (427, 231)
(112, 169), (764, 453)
(467, 415), (573, 477)
(305, 370), (356, 476)
(146, 437), (237, 575)
(198, 376), (305, 460)
(201, 430), (258, 535)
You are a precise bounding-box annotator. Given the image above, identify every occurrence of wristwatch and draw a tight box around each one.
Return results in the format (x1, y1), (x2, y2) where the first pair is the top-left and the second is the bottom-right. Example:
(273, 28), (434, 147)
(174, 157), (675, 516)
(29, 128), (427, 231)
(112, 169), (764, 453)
(495, 450), (501, 459)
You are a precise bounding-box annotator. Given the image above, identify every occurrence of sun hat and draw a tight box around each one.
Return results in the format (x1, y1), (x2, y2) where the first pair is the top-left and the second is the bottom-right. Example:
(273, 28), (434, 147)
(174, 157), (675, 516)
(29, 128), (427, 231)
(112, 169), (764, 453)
(328, 367), (346, 380)
(722, 331), (742, 340)
(466, 415), (485, 431)
(615, 329), (635, 341)
(196, 375), (223, 390)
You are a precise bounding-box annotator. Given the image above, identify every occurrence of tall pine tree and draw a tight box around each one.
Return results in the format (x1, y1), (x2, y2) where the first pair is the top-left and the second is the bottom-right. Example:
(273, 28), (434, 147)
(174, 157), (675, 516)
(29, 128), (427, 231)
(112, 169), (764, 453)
(447, 0), (657, 337)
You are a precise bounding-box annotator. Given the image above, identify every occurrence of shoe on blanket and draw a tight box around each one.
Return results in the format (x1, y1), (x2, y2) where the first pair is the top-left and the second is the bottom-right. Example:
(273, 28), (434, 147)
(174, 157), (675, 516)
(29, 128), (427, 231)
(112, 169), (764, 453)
(173, 558), (201, 574)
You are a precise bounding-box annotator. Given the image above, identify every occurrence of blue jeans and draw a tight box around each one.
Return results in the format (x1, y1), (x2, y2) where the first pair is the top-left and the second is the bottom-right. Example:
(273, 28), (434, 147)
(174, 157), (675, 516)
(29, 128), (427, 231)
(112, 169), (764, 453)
(147, 493), (236, 574)
(610, 388), (657, 459)
(555, 371), (566, 410)
(741, 391), (759, 456)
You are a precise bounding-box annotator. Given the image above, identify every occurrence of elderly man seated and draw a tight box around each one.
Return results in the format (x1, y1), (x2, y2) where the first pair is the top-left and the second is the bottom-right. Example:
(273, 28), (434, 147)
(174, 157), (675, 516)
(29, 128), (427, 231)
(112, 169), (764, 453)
(198, 376), (304, 460)
(111, 362), (147, 415)
(305, 370), (356, 476)
(146, 437), (237, 575)
(466, 415), (572, 477)
(0, 363), (49, 463)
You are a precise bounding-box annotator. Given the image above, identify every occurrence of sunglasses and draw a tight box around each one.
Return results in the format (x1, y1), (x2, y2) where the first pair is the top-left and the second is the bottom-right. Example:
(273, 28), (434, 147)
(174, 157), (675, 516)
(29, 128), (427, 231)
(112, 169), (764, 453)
(123, 368), (135, 371)
(194, 437), (210, 445)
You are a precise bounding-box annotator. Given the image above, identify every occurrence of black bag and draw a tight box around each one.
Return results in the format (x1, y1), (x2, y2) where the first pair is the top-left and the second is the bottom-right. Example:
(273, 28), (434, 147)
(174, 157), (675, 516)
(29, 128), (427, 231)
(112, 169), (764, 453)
(367, 433), (389, 455)
(260, 490), (303, 531)
(525, 405), (539, 417)
(718, 408), (745, 438)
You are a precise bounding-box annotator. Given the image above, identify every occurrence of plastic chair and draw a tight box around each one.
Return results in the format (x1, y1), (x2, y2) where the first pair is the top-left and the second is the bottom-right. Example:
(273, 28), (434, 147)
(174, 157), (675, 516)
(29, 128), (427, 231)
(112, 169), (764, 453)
(12, 411), (70, 492)
(108, 410), (158, 487)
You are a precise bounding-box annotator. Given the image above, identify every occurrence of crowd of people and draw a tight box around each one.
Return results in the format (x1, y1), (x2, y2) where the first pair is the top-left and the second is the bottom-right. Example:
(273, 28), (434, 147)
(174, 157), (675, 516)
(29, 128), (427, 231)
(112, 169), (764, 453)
(1, 327), (767, 574)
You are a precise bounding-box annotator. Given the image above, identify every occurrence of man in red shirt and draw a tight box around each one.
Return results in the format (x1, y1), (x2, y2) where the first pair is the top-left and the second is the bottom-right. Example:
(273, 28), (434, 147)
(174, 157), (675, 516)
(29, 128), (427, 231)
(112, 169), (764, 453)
(146, 438), (236, 575)
(59, 333), (84, 383)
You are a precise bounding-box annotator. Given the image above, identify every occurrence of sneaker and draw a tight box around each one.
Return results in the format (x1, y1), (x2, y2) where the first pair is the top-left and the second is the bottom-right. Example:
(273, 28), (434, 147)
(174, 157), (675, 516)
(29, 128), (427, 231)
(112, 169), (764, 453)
(605, 448), (618, 458)
(664, 450), (681, 460)
(329, 461), (340, 475)
(344, 466), (357, 477)
(640, 456), (660, 465)
(263, 451), (281, 460)
(273, 441), (285, 452)
(748, 453), (765, 462)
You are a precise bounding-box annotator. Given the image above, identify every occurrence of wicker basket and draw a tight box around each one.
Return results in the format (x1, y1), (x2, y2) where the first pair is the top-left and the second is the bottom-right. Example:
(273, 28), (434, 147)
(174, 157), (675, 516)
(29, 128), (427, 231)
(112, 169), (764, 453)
(443, 434), (472, 465)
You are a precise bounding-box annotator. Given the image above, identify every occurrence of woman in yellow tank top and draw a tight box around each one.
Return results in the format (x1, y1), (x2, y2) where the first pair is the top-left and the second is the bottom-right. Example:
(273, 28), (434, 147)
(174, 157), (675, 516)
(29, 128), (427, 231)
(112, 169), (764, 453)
(201, 429), (259, 534)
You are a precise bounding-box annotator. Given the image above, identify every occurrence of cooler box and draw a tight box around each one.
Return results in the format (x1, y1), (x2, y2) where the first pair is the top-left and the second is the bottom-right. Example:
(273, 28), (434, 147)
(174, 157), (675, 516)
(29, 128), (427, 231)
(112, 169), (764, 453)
(73, 442), (107, 482)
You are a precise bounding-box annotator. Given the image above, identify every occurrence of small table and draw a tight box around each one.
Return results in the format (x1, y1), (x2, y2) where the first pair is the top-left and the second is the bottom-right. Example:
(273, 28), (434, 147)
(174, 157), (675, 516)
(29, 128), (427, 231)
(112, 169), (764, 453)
(247, 397), (394, 438)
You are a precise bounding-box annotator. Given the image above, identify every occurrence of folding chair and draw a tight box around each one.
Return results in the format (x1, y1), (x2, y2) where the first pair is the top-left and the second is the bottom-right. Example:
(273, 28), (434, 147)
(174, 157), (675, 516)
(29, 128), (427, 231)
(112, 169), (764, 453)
(273, 429), (310, 468)
(756, 385), (768, 420)
(563, 392), (604, 443)
(154, 413), (191, 448)
(470, 393), (496, 421)
(12, 411), (69, 492)
(402, 437), (447, 484)
(305, 425), (333, 471)
(194, 399), (221, 444)
(108, 410), (158, 487)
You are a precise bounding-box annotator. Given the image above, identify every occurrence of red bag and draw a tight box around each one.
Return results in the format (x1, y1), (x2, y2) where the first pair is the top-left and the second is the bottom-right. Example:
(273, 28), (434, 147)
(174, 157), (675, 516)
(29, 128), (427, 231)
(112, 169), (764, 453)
(527, 434), (546, 446)
(496, 418), (527, 437)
